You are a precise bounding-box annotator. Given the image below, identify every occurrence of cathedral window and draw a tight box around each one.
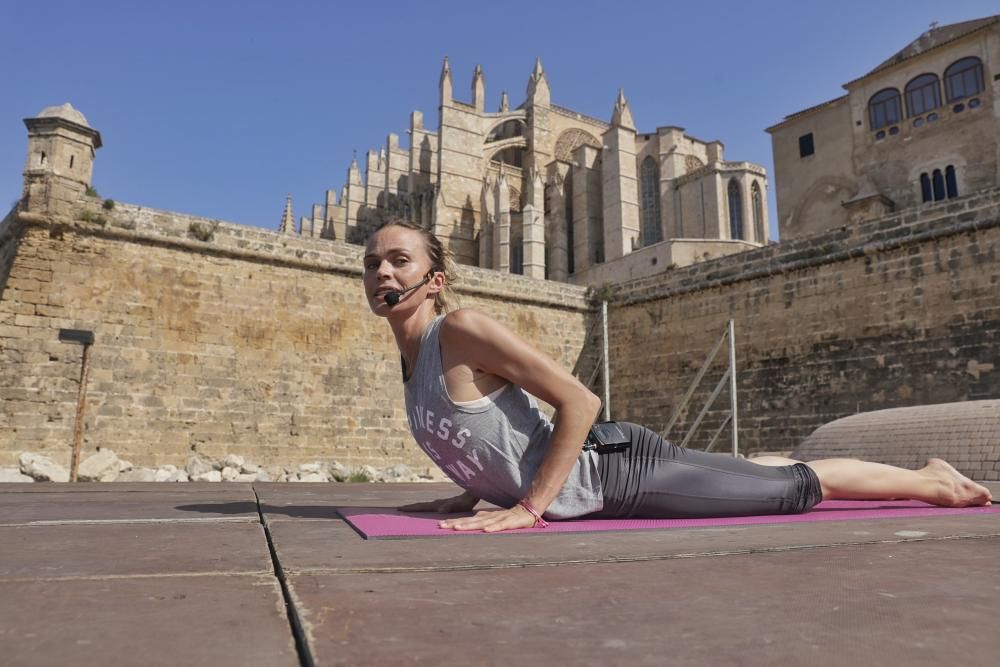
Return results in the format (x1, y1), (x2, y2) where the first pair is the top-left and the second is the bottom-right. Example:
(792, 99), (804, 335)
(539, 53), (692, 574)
(751, 181), (764, 243)
(921, 167), (958, 203)
(944, 57), (984, 103)
(905, 74), (941, 117)
(920, 173), (932, 203)
(931, 169), (945, 201)
(868, 88), (901, 130)
(727, 179), (744, 241)
(945, 166), (958, 199)
(639, 156), (662, 246)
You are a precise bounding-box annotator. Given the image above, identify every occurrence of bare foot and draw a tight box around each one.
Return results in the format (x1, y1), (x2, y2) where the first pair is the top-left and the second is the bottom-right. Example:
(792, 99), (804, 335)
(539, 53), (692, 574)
(922, 458), (993, 507)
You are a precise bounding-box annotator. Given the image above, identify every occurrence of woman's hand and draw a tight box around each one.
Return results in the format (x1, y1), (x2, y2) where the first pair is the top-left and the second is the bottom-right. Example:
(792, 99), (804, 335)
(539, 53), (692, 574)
(398, 491), (478, 514)
(438, 505), (538, 533)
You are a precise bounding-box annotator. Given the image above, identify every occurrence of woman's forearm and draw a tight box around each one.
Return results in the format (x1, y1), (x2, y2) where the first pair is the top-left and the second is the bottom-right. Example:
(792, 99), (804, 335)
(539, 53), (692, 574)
(524, 391), (602, 514)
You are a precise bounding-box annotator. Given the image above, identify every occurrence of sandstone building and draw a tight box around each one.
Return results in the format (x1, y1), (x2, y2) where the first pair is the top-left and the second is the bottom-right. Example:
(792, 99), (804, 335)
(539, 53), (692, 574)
(288, 59), (769, 285)
(768, 15), (1000, 240)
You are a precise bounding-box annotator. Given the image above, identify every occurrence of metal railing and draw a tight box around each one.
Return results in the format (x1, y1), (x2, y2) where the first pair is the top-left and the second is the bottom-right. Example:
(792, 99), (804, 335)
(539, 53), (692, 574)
(662, 320), (739, 457)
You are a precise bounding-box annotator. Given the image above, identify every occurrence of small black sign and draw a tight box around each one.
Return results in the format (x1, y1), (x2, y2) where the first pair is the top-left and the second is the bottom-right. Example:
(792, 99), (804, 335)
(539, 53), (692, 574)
(58, 329), (94, 345)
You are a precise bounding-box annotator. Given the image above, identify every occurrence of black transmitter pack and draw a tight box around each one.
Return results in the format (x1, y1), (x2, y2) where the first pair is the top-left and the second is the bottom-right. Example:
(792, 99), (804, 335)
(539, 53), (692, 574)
(584, 421), (632, 454)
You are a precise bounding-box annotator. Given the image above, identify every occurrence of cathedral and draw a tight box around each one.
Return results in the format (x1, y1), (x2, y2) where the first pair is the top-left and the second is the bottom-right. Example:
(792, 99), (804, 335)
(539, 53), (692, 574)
(283, 58), (769, 284)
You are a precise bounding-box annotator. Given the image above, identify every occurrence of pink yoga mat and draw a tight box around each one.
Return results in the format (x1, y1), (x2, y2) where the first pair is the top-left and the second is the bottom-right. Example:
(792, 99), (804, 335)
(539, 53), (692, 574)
(339, 500), (1000, 539)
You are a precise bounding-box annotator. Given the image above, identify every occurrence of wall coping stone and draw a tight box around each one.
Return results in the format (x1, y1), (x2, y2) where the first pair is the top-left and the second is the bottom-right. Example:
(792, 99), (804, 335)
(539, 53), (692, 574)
(15, 201), (593, 312)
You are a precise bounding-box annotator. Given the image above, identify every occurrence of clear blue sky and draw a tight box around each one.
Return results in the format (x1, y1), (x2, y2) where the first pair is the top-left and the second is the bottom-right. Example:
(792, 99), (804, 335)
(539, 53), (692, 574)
(2, 0), (996, 240)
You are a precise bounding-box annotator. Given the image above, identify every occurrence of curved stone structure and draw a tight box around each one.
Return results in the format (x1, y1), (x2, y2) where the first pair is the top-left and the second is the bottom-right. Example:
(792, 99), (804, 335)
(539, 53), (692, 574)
(791, 401), (1000, 480)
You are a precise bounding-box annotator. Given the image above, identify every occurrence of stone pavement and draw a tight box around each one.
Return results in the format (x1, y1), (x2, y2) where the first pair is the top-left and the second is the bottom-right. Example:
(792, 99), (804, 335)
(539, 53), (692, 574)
(1, 481), (998, 666)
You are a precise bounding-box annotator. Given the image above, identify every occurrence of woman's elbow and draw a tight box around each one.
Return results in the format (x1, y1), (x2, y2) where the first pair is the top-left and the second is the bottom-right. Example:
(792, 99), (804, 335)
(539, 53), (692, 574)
(581, 390), (603, 422)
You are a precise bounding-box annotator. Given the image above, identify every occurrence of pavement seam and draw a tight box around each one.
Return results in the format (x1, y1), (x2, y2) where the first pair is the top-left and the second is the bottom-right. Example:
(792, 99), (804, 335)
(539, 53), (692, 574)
(254, 487), (316, 667)
(0, 517), (259, 527)
(0, 571), (274, 583)
(282, 531), (1000, 575)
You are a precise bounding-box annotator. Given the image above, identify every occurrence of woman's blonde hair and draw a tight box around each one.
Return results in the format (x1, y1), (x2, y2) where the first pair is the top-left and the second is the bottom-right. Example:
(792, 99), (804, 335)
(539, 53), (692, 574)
(377, 219), (459, 314)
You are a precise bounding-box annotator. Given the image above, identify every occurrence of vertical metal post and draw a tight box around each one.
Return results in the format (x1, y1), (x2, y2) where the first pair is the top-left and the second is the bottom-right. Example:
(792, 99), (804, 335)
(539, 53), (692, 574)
(727, 319), (739, 458)
(601, 300), (610, 421)
(69, 342), (93, 482)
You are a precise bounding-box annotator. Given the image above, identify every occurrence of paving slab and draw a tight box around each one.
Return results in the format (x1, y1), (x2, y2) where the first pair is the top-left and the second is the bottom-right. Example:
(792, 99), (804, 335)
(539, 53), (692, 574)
(0, 575), (298, 667)
(0, 522), (272, 579)
(288, 537), (1000, 666)
(269, 512), (1000, 573)
(0, 487), (259, 525)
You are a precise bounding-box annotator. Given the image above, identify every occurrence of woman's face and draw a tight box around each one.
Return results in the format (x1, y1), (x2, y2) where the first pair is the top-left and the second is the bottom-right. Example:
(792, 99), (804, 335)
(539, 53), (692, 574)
(362, 226), (435, 316)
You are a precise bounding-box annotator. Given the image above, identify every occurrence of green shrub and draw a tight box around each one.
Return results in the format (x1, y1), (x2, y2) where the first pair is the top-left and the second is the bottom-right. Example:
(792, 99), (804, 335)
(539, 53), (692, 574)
(85, 186), (99, 197)
(102, 199), (115, 211)
(77, 209), (107, 226)
(188, 220), (219, 242)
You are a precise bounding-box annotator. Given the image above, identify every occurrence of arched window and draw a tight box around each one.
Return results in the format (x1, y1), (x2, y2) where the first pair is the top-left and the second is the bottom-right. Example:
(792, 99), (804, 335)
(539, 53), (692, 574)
(905, 74), (941, 117)
(751, 181), (764, 243)
(945, 166), (958, 199)
(920, 173), (932, 203)
(485, 119), (525, 143)
(869, 88), (901, 130)
(944, 57), (984, 102)
(932, 169), (945, 201)
(728, 179), (743, 240)
(639, 156), (662, 246)
(490, 146), (525, 168)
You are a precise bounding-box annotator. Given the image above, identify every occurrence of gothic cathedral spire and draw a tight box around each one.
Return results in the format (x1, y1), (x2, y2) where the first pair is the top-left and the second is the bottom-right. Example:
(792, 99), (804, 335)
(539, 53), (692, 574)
(440, 56), (453, 105)
(611, 88), (635, 130)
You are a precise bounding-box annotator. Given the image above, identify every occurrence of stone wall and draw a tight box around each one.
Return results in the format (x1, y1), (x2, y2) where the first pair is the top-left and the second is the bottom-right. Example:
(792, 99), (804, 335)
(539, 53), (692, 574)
(605, 188), (1000, 456)
(0, 201), (592, 469)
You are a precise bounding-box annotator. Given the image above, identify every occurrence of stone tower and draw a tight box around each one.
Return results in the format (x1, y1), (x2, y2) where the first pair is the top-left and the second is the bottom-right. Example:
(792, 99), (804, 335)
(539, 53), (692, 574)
(22, 103), (102, 215)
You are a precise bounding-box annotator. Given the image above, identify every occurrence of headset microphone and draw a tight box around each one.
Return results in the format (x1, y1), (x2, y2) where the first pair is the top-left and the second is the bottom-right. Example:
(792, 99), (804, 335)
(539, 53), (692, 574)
(384, 274), (431, 306)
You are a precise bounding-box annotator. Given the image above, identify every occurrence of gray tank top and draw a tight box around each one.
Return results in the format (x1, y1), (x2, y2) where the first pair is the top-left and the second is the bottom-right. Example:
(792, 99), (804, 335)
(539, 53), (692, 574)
(402, 314), (604, 520)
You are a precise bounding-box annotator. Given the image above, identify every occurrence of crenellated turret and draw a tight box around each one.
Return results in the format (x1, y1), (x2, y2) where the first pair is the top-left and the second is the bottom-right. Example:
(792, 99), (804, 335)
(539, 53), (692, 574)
(472, 64), (485, 111)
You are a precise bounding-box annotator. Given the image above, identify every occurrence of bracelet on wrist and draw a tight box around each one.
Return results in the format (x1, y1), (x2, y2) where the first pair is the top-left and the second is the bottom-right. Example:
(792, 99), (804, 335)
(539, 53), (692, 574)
(517, 499), (549, 528)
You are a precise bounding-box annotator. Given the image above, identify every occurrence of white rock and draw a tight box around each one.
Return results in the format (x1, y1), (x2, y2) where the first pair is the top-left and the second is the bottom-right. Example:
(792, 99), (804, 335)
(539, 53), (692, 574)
(357, 465), (379, 482)
(235, 472), (257, 482)
(192, 470), (222, 482)
(254, 470), (273, 482)
(118, 459), (134, 473)
(221, 466), (240, 481)
(167, 469), (189, 483)
(78, 450), (121, 482)
(382, 464), (413, 481)
(222, 454), (245, 470)
(185, 454), (216, 477)
(154, 465), (178, 482)
(19, 452), (70, 482)
(239, 462), (259, 475)
(118, 468), (157, 482)
(0, 468), (34, 483)
(299, 462), (322, 473)
(325, 461), (350, 482)
(294, 471), (328, 483)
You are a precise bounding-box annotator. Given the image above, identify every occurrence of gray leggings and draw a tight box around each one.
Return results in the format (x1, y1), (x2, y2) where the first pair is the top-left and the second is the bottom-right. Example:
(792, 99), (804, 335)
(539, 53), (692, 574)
(592, 422), (823, 519)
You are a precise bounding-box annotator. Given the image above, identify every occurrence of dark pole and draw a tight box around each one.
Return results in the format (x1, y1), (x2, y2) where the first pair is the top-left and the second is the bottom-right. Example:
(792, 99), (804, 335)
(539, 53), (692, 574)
(59, 329), (94, 482)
